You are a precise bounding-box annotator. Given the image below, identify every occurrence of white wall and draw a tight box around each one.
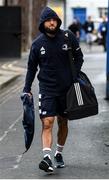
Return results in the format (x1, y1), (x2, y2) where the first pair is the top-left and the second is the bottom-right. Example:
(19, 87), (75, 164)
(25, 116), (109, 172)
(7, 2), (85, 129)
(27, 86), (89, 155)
(66, 0), (108, 28)
(0, 0), (3, 5)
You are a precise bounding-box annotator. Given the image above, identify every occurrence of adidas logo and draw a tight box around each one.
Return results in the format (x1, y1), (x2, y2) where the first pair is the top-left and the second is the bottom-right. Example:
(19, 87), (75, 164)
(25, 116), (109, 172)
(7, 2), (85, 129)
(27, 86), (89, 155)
(40, 46), (45, 55)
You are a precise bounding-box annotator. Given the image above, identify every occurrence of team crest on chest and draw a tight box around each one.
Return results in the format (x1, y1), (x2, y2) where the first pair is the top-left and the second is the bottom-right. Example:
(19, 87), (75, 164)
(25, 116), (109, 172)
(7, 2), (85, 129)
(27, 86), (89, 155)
(62, 44), (68, 51)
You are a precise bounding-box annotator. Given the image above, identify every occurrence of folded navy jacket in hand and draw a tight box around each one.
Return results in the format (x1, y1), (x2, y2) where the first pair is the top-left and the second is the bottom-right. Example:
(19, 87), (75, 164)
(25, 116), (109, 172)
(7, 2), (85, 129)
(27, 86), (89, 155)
(21, 93), (35, 153)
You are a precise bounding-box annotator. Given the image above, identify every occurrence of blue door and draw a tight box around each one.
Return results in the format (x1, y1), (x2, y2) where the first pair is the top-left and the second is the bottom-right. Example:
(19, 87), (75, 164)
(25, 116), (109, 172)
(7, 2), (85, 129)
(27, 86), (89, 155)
(73, 8), (86, 41)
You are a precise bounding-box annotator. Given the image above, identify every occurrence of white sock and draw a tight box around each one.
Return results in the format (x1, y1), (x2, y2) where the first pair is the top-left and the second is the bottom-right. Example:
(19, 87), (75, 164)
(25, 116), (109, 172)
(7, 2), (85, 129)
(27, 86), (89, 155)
(43, 147), (52, 159)
(55, 144), (64, 156)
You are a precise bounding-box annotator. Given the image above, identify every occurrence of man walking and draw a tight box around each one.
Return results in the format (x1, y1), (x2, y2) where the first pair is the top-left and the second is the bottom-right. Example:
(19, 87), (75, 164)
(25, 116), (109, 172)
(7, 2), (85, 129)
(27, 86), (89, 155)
(68, 17), (81, 41)
(23, 7), (84, 173)
(83, 16), (94, 49)
(98, 15), (108, 52)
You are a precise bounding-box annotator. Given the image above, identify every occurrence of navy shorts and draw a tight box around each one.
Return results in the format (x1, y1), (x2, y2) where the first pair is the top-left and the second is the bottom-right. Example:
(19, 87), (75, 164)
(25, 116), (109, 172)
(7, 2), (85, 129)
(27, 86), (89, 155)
(38, 93), (67, 119)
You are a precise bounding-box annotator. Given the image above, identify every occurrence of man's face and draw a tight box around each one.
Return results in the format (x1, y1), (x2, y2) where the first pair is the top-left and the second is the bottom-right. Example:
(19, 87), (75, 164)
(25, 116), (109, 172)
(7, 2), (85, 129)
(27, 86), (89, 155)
(44, 18), (58, 34)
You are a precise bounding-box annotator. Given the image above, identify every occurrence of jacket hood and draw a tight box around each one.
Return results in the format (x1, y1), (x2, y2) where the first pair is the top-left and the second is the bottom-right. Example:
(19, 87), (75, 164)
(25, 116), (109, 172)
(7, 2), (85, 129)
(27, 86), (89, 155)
(39, 7), (62, 33)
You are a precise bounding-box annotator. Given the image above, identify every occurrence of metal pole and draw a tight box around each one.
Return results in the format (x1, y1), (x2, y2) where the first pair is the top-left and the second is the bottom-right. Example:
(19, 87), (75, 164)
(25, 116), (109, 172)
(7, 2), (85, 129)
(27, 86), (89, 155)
(106, 0), (109, 99)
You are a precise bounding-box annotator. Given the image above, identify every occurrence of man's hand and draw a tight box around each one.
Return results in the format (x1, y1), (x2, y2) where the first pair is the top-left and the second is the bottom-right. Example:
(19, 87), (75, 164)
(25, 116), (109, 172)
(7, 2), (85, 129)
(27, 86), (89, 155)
(22, 92), (32, 98)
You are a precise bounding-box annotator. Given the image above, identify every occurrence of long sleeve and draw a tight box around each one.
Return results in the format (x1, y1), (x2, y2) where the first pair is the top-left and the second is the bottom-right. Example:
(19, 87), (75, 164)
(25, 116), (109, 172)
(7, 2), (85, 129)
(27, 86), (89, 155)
(23, 45), (39, 93)
(70, 31), (84, 74)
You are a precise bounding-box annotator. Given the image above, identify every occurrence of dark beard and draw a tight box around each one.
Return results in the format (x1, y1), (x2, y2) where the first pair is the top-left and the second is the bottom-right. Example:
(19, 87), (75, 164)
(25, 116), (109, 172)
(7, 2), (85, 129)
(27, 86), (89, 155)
(44, 26), (58, 35)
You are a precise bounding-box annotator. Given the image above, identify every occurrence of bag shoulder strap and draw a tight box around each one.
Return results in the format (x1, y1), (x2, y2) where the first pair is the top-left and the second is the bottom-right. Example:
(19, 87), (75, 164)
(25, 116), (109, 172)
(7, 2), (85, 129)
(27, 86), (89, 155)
(64, 30), (77, 81)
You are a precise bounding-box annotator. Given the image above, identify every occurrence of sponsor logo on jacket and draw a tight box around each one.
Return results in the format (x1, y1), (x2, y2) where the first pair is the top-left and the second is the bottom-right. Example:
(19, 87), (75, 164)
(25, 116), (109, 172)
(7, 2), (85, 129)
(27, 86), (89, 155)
(62, 44), (68, 51)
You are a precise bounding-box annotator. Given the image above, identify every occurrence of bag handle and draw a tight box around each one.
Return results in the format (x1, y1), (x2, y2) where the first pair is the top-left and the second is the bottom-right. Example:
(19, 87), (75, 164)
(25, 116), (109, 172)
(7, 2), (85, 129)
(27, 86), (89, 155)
(64, 30), (77, 81)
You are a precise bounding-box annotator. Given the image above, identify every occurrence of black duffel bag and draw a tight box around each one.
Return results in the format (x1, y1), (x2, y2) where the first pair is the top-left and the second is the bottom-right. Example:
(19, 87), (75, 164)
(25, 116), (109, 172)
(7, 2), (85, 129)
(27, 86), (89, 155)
(64, 30), (98, 120)
(65, 71), (98, 120)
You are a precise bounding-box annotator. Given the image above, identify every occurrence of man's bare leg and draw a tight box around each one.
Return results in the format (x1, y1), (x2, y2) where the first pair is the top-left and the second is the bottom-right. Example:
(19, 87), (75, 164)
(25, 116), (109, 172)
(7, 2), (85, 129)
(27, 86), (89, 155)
(54, 116), (68, 168)
(57, 116), (68, 146)
(41, 116), (55, 149)
(39, 116), (55, 172)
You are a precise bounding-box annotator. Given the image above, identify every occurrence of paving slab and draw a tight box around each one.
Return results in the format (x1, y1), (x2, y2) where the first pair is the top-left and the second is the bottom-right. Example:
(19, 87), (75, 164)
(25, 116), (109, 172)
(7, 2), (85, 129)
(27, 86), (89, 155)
(0, 69), (20, 89)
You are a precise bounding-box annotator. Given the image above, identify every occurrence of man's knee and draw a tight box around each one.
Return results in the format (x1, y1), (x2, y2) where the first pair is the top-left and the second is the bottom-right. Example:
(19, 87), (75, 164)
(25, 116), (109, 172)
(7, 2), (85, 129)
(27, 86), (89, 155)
(57, 116), (68, 127)
(41, 117), (54, 130)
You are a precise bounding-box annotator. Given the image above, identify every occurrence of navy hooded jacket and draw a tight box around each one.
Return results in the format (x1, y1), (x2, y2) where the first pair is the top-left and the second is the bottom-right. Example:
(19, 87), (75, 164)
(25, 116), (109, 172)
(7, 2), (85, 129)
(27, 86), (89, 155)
(23, 7), (84, 95)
